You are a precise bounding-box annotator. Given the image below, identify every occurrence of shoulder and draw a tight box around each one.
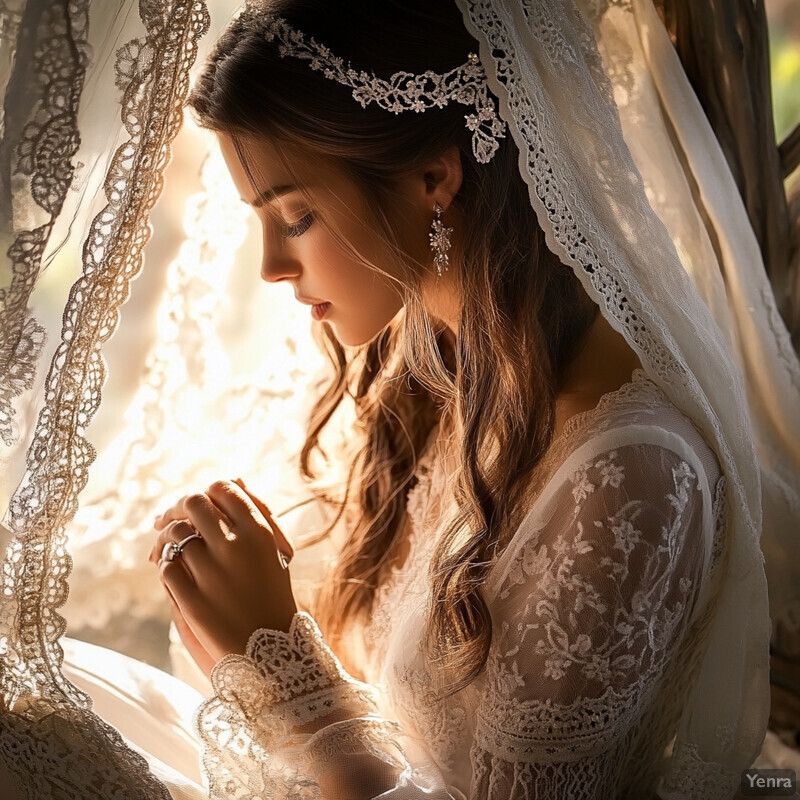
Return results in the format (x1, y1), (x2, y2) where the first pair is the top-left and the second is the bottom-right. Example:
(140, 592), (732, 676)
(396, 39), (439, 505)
(493, 440), (708, 590)
(552, 369), (722, 503)
(487, 374), (722, 609)
(482, 439), (713, 706)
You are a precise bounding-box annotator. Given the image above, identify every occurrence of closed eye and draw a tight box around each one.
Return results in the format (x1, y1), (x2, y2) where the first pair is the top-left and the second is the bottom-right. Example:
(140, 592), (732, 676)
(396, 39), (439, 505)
(281, 213), (314, 239)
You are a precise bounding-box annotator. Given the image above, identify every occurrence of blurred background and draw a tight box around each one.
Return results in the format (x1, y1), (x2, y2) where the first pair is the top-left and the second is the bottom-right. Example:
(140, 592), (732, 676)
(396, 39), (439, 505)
(768, 0), (800, 146)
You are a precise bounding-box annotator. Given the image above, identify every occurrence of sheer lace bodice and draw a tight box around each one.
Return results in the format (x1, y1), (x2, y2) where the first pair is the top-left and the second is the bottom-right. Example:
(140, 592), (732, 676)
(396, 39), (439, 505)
(195, 369), (727, 799)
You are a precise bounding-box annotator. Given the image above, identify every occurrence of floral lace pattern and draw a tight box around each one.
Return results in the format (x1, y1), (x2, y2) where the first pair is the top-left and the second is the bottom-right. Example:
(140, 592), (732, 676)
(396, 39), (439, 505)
(0, 0), (783, 796)
(657, 739), (742, 800)
(477, 447), (702, 767)
(453, 7), (775, 789)
(457, 0), (754, 551)
(196, 614), (405, 799)
(364, 426), (446, 669)
(0, 702), (178, 798)
(203, 613), (379, 746)
(194, 371), (725, 798)
(0, 0), (90, 446)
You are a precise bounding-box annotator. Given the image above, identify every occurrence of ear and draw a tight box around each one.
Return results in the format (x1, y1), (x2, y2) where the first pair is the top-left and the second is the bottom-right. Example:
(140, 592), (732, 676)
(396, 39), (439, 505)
(419, 145), (463, 213)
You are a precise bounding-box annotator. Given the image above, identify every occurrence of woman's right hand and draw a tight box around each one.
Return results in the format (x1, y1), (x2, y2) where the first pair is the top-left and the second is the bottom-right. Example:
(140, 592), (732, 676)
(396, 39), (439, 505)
(149, 477), (297, 664)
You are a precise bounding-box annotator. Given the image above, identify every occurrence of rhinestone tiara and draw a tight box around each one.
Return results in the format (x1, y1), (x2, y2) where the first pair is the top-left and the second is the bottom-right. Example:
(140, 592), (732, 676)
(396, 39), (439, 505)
(240, 7), (506, 163)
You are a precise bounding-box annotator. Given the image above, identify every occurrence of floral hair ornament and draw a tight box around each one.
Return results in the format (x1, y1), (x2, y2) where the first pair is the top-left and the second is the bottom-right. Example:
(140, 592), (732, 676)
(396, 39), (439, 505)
(241, 4), (506, 163)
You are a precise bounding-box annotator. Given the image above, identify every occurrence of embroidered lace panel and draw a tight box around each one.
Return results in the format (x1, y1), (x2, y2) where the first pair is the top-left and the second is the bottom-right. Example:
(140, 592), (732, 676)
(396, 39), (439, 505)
(0, 3), (210, 797)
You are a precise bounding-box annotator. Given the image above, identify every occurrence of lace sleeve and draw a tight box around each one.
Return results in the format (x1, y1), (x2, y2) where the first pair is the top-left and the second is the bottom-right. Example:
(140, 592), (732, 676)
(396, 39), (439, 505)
(471, 441), (712, 798)
(195, 612), (456, 800)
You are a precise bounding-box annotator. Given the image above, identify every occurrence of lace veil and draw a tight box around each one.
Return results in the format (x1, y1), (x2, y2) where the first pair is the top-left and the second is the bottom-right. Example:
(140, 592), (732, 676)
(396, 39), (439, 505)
(0, 0), (798, 797)
(453, 1), (800, 794)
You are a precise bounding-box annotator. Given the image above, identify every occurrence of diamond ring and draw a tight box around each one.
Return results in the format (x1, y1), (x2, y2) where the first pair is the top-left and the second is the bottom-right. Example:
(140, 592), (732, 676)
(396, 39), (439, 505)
(161, 531), (203, 562)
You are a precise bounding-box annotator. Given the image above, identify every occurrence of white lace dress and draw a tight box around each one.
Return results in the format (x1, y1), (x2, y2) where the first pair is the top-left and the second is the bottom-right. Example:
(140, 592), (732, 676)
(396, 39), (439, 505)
(188, 368), (732, 799)
(61, 368), (798, 799)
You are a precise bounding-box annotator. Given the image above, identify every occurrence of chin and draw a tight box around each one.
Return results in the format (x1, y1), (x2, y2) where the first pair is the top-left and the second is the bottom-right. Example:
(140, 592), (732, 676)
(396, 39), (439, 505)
(331, 321), (393, 348)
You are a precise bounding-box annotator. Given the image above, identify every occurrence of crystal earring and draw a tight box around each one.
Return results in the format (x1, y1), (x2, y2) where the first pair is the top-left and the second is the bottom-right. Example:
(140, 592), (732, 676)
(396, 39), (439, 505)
(429, 202), (453, 277)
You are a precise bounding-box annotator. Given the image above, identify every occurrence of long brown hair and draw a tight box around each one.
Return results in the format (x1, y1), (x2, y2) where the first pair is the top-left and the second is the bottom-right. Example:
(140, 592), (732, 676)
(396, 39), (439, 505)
(187, 0), (599, 694)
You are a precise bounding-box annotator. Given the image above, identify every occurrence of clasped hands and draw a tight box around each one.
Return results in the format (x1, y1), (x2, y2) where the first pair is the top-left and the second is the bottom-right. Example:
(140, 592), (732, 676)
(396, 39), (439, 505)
(148, 478), (297, 678)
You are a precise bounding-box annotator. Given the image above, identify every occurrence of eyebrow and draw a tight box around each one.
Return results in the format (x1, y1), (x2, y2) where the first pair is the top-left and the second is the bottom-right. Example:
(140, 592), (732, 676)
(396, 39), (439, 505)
(241, 184), (299, 208)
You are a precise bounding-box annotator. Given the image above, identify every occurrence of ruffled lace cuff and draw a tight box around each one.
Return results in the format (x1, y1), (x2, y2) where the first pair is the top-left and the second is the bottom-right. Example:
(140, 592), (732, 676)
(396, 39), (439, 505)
(195, 613), (414, 799)
(203, 612), (379, 748)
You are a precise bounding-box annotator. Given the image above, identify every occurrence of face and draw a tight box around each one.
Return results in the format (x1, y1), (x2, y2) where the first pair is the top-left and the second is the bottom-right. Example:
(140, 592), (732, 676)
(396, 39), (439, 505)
(217, 132), (411, 347)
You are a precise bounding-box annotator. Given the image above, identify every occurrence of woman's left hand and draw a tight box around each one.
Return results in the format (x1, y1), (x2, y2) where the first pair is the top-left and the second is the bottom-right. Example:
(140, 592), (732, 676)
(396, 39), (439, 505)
(149, 479), (297, 671)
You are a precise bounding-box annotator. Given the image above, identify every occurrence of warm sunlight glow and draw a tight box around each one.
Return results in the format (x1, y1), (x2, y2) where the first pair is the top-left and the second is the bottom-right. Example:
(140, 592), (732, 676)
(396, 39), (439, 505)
(64, 134), (329, 663)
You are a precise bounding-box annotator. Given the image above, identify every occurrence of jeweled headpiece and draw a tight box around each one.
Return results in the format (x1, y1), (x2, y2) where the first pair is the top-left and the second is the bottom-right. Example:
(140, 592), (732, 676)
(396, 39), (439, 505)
(241, 7), (506, 163)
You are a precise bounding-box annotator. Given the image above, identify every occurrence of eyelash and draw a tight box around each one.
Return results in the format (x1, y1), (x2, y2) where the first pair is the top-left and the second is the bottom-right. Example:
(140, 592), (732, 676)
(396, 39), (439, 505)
(281, 213), (314, 239)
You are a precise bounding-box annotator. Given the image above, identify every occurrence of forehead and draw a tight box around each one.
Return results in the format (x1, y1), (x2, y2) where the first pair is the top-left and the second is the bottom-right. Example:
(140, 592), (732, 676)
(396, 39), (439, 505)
(216, 132), (337, 205)
(216, 132), (286, 199)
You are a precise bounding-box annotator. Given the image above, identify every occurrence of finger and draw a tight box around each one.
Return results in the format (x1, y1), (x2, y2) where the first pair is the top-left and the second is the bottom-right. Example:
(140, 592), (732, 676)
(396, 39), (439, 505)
(159, 560), (206, 644)
(150, 519), (191, 564)
(165, 586), (191, 633)
(165, 590), (202, 650)
(159, 560), (228, 668)
(152, 519), (206, 572)
(234, 478), (294, 561)
(153, 501), (188, 530)
(155, 492), (233, 546)
(159, 557), (197, 601)
(165, 591), (216, 677)
(205, 479), (271, 539)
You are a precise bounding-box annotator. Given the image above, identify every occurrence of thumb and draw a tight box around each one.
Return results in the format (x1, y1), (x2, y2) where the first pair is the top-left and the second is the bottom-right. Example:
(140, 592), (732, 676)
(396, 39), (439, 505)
(234, 478), (294, 566)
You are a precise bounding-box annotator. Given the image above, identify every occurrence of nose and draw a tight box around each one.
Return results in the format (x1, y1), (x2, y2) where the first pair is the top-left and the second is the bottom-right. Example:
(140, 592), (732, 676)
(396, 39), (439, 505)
(260, 231), (301, 284)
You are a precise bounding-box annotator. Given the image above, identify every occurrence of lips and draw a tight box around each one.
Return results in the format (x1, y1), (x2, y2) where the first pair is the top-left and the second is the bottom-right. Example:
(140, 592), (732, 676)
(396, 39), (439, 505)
(311, 302), (331, 321)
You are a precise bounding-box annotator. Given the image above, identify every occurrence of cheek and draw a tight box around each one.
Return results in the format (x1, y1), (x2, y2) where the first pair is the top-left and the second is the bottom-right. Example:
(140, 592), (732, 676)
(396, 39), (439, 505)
(307, 223), (397, 295)
(308, 242), (403, 343)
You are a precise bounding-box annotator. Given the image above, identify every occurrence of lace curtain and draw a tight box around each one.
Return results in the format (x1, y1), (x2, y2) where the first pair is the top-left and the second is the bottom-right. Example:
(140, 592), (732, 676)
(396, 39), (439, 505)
(0, 0), (341, 656)
(0, 0), (341, 792)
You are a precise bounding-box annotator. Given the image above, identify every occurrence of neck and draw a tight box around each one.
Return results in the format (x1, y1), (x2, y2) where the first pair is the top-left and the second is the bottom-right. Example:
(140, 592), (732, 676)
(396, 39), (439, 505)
(425, 280), (642, 421)
(423, 269), (460, 339)
(552, 311), (643, 437)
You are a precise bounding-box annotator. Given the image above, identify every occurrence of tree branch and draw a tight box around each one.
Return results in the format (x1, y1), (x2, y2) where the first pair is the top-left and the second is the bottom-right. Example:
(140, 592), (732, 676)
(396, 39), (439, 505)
(780, 122), (800, 179)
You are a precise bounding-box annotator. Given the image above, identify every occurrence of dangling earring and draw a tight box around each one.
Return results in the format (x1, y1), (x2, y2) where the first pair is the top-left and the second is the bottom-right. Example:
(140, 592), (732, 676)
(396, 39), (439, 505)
(429, 202), (453, 277)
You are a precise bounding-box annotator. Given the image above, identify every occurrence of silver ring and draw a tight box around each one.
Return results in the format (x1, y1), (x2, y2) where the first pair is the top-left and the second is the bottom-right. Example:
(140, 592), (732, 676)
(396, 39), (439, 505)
(161, 531), (203, 562)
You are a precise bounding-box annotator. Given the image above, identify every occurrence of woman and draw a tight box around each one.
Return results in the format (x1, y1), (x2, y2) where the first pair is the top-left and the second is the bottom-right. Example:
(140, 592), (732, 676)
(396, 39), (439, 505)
(7, 0), (795, 795)
(136, 0), (776, 798)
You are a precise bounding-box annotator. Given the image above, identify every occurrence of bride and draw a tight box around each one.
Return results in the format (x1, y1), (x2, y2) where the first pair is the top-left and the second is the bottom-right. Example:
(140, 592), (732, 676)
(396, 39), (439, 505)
(4, 0), (799, 797)
(135, 0), (781, 796)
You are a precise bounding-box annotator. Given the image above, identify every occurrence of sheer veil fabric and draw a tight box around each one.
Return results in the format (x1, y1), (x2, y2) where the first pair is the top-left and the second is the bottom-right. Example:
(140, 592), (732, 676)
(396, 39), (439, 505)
(0, 0), (798, 798)
(0, 0), (210, 796)
(587, 0), (800, 661)
(454, 0), (798, 794)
